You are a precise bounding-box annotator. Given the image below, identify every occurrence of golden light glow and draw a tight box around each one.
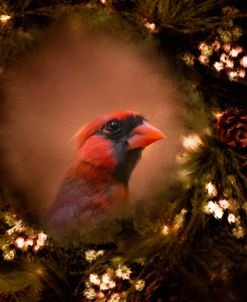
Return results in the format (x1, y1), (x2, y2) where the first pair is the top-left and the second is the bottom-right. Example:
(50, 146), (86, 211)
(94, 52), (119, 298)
(100, 0), (106, 4)
(232, 226), (245, 238)
(183, 134), (202, 150)
(3, 250), (15, 261)
(229, 48), (239, 57)
(100, 273), (116, 291)
(240, 56), (247, 68)
(213, 111), (223, 119)
(225, 58), (234, 68)
(89, 273), (101, 285)
(83, 287), (96, 300)
(238, 69), (246, 78)
(228, 213), (236, 224)
(220, 53), (228, 63)
(198, 55), (209, 64)
(161, 225), (169, 236)
(228, 70), (238, 81)
(85, 249), (105, 263)
(206, 182), (217, 197)
(204, 201), (224, 219)
(144, 21), (156, 32)
(0, 14), (11, 24)
(115, 265), (131, 280)
(212, 40), (221, 51)
(15, 237), (25, 249)
(218, 199), (230, 209)
(135, 280), (145, 291)
(223, 43), (231, 52)
(213, 61), (224, 72)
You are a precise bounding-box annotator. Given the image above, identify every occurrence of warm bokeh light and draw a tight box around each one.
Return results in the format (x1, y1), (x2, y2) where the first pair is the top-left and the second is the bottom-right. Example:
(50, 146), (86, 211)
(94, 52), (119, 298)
(0, 14), (11, 24)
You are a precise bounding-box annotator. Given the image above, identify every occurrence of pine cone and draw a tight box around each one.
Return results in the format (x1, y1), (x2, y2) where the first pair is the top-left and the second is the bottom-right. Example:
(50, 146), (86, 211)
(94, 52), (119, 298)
(216, 108), (247, 150)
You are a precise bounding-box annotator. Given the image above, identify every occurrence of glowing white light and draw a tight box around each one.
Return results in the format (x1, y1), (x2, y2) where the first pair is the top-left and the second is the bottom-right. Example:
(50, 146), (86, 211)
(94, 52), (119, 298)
(204, 201), (224, 219)
(15, 237), (25, 249)
(236, 46), (243, 54)
(219, 199), (230, 209)
(238, 69), (246, 78)
(228, 70), (238, 81)
(100, 274), (116, 291)
(89, 273), (101, 285)
(229, 48), (239, 57)
(100, 0), (106, 4)
(36, 231), (47, 247)
(232, 226), (245, 238)
(135, 280), (145, 291)
(83, 287), (96, 300)
(206, 182), (217, 197)
(0, 14), (11, 24)
(3, 250), (15, 261)
(223, 43), (231, 52)
(220, 53), (228, 63)
(240, 56), (247, 68)
(213, 61), (224, 72)
(213, 207), (224, 219)
(212, 40), (221, 51)
(213, 112), (223, 119)
(183, 134), (202, 150)
(226, 58), (234, 68)
(228, 213), (236, 224)
(161, 225), (169, 235)
(108, 293), (120, 302)
(199, 55), (209, 64)
(116, 265), (131, 280)
(144, 21), (156, 32)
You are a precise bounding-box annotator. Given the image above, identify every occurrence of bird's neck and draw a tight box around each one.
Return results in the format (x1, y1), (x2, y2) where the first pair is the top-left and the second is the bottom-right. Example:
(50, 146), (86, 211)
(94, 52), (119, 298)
(64, 159), (128, 209)
(66, 159), (118, 184)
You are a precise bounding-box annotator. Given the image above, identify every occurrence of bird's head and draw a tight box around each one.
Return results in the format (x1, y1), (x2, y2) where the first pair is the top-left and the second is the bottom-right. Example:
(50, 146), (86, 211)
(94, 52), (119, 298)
(71, 111), (165, 184)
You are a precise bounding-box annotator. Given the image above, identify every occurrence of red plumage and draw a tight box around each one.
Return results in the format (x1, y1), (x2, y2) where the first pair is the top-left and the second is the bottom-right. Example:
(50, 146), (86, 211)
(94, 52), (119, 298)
(47, 111), (164, 230)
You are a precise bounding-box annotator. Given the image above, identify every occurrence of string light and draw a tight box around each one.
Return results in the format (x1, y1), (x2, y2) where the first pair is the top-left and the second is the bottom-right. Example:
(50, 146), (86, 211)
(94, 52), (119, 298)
(183, 134), (202, 150)
(89, 273), (101, 285)
(238, 68), (245, 78)
(144, 21), (156, 32)
(232, 226), (245, 238)
(115, 265), (131, 280)
(161, 225), (169, 236)
(213, 111), (223, 119)
(135, 280), (145, 291)
(108, 293), (120, 302)
(199, 55), (209, 64)
(3, 249), (15, 261)
(229, 48), (240, 57)
(240, 56), (247, 67)
(0, 14), (11, 24)
(206, 182), (217, 197)
(15, 236), (25, 249)
(228, 213), (236, 224)
(228, 70), (238, 81)
(85, 249), (104, 263)
(204, 201), (224, 219)
(83, 264), (144, 300)
(218, 199), (230, 209)
(83, 287), (96, 300)
(214, 61), (224, 71)
(100, 273), (116, 290)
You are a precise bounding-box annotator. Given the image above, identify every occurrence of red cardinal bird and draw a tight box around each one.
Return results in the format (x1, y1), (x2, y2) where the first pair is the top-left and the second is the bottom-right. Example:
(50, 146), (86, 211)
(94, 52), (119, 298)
(47, 111), (164, 230)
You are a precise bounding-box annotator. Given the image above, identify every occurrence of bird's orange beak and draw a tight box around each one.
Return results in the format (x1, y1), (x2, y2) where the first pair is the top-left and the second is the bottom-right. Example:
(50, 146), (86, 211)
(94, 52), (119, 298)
(128, 121), (165, 150)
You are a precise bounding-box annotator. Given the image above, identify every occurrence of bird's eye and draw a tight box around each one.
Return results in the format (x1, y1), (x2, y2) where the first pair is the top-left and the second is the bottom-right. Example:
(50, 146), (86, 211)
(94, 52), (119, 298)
(106, 120), (121, 133)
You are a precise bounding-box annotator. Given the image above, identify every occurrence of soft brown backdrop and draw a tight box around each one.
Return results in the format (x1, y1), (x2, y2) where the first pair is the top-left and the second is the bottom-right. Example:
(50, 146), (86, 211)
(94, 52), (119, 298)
(0, 22), (185, 222)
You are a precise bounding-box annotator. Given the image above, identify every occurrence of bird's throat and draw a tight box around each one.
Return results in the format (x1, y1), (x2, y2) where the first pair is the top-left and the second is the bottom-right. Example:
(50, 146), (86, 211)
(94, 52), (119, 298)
(115, 148), (143, 184)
